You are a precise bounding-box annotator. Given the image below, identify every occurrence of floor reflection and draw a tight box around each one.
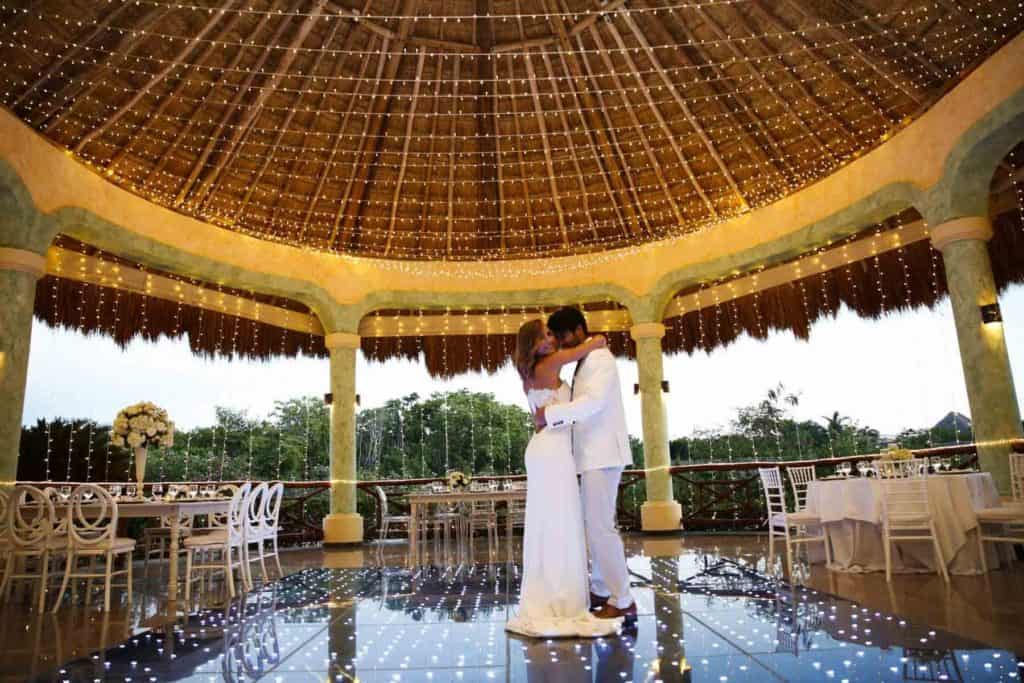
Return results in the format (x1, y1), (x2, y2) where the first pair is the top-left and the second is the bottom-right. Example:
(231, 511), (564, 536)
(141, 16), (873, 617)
(32, 547), (1022, 682)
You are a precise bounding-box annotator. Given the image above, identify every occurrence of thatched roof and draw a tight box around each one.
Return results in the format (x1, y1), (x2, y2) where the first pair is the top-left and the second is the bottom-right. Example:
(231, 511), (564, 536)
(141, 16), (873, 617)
(3, 0), (1022, 260)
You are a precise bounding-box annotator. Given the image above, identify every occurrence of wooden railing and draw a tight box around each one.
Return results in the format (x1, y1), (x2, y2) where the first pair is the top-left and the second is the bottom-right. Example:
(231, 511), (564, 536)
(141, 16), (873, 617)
(18, 441), (1016, 545)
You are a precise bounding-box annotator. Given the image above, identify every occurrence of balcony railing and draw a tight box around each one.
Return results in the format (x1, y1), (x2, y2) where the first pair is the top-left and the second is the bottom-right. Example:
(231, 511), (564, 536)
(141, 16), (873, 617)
(17, 441), (1014, 546)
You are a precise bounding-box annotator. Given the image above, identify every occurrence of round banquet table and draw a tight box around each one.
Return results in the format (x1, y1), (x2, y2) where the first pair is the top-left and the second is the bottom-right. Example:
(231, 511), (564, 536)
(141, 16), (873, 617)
(803, 472), (1007, 575)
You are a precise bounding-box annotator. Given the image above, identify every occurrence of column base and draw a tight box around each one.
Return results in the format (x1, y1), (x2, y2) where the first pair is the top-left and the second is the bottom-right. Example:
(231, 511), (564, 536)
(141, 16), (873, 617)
(323, 513), (364, 545)
(640, 500), (682, 532)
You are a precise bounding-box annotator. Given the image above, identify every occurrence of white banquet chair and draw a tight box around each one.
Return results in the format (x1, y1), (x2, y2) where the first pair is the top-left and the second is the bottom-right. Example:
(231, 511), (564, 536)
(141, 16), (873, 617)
(786, 465), (817, 512)
(259, 482), (285, 579)
(374, 485), (411, 542)
(758, 467), (831, 582)
(879, 476), (949, 583)
(243, 483), (268, 589)
(2, 485), (63, 611)
(466, 482), (500, 559)
(184, 482), (250, 600)
(974, 452), (1024, 572)
(52, 484), (135, 612)
(142, 513), (194, 577)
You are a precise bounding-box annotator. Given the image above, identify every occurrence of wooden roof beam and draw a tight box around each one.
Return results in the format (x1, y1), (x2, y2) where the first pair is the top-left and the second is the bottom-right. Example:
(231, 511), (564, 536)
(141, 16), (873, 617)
(326, 39), (391, 250)
(616, 14), (748, 212)
(587, 26), (688, 227)
(445, 56), (462, 258)
(172, 3), (296, 208)
(331, 0), (420, 251)
(384, 48), (427, 256)
(107, 6), (248, 171)
(190, 0), (330, 208)
(636, 6), (788, 191)
(12, 2), (133, 110)
(523, 51), (570, 248)
(840, 0), (945, 80)
(784, 0), (924, 104)
(35, 4), (175, 130)
(74, 0), (241, 154)
(474, 0), (502, 257)
(694, 6), (837, 165)
(235, 19), (353, 226)
(505, 56), (539, 252)
(746, 0), (891, 130)
(491, 0), (627, 52)
(144, 6), (280, 188)
(540, 50), (600, 242)
(415, 59), (446, 256)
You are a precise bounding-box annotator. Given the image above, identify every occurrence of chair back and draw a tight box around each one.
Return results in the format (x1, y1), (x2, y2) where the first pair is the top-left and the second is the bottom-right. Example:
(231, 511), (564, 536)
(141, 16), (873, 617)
(210, 484), (240, 528)
(0, 489), (8, 541)
(758, 467), (787, 517)
(880, 478), (932, 525)
(8, 485), (56, 549)
(227, 482), (252, 544)
(41, 487), (70, 535)
(374, 486), (389, 517)
(246, 483), (268, 538)
(67, 484), (118, 548)
(787, 465), (816, 511)
(262, 482), (284, 534)
(878, 458), (926, 479)
(1011, 453), (1024, 502)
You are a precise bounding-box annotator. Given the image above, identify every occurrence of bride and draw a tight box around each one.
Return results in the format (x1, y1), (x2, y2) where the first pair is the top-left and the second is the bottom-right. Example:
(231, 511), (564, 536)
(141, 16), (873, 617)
(505, 319), (621, 638)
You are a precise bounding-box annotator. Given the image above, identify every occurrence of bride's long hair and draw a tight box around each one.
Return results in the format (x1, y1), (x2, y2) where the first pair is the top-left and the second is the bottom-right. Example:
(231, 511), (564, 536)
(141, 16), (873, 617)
(514, 319), (546, 381)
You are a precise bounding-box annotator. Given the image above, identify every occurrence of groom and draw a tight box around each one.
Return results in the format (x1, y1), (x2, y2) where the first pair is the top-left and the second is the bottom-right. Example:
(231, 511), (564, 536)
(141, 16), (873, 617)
(534, 307), (636, 619)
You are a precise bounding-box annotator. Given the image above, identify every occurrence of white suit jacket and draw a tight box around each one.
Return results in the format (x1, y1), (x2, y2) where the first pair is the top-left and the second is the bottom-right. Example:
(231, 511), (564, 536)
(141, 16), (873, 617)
(544, 347), (633, 474)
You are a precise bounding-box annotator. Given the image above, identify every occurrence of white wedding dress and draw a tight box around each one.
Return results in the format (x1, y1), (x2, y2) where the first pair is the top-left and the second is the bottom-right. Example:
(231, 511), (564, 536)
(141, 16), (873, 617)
(505, 382), (620, 639)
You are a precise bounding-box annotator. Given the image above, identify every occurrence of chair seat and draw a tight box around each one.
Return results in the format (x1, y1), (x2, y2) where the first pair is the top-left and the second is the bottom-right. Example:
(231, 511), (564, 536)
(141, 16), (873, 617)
(143, 527), (193, 538)
(976, 505), (1024, 523)
(771, 511), (820, 527)
(72, 537), (136, 552)
(184, 530), (231, 547)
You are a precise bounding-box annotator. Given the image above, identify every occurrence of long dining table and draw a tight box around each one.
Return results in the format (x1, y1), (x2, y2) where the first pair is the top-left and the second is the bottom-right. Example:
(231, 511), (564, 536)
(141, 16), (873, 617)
(406, 488), (527, 567)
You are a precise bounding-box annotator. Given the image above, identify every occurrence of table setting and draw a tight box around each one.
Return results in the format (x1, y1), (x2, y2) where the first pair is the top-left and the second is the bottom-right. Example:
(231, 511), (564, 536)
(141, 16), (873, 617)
(802, 453), (1004, 575)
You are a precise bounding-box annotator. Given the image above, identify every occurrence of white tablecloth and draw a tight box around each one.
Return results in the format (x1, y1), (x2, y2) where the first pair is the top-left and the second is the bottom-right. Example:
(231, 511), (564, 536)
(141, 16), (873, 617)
(804, 473), (1003, 575)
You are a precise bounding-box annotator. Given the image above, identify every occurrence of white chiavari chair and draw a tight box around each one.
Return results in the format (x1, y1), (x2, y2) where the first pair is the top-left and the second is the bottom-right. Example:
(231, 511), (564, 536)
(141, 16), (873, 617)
(1, 485), (62, 611)
(877, 458), (928, 479)
(507, 481), (527, 533)
(52, 484), (135, 612)
(374, 485), (411, 542)
(786, 465), (817, 512)
(974, 453), (1024, 572)
(259, 482), (285, 579)
(466, 482), (499, 559)
(879, 476), (949, 583)
(243, 483), (268, 589)
(184, 482), (250, 600)
(758, 467), (831, 582)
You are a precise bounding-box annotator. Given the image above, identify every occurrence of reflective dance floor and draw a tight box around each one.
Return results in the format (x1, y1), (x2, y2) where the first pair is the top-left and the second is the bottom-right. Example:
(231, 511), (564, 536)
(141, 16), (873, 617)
(37, 548), (1023, 682)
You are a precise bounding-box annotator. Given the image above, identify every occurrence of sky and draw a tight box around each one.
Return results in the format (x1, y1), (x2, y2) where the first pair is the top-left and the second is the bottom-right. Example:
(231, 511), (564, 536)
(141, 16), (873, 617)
(21, 286), (1024, 440)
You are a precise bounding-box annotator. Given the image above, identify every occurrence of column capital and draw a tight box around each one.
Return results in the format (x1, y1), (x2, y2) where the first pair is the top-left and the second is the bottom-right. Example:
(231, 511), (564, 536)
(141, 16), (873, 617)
(929, 216), (993, 251)
(630, 321), (666, 341)
(0, 247), (46, 279)
(324, 331), (361, 350)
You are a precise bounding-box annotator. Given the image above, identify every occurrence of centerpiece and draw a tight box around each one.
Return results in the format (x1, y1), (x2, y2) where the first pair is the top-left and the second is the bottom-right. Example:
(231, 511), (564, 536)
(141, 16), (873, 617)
(110, 402), (175, 497)
(879, 445), (914, 461)
(447, 470), (471, 491)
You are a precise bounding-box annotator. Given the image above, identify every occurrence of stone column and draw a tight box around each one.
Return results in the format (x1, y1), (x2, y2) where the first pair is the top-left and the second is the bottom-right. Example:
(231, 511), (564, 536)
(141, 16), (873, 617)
(631, 322), (682, 531)
(932, 216), (1022, 495)
(322, 331), (364, 544)
(0, 248), (46, 485)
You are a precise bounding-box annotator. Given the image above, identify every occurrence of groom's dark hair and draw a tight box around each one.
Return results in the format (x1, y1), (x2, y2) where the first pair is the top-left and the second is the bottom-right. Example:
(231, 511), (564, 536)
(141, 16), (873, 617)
(547, 307), (588, 336)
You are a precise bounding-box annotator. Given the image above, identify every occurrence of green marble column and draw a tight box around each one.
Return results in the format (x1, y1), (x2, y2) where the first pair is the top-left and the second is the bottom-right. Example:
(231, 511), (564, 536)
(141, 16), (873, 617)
(323, 331), (363, 544)
(631, 322), (682, 531)
(933, 216), (1022, 495)
(0, 248), (46, 485)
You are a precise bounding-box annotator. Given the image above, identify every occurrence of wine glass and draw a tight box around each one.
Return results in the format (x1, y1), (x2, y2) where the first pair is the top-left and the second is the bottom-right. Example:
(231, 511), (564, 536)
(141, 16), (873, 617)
(153, 482), (164, 497)
(126, 484), (137, 499)
(838, 462), (850, 478)
(202, 484), (215, 498)
(941, 457), (953, 472)
(111, 483), (123, 499)
(187, 485), (199, 499)
(82, 487), (95, 502)
(167, 484), (179, 500)
(59, 485), (72, 502)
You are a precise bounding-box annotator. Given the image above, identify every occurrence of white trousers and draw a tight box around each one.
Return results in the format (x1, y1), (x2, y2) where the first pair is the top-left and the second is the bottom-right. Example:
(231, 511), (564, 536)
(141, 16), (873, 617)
(581, 466), (633, 609)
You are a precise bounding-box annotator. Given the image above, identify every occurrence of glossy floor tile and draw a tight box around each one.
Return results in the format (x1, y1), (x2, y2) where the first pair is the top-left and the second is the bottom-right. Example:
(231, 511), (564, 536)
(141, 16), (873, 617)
(28, 549), (1024, 682)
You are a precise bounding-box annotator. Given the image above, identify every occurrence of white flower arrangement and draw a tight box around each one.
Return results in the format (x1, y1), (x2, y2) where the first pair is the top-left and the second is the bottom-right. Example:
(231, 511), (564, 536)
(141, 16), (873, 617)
(447, 471), (471, 490)
(110, 402), (175, 450)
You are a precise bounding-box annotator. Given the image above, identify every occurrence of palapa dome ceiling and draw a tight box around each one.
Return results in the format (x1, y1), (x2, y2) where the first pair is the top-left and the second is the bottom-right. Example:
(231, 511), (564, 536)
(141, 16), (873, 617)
(1, 0), (1021, 261)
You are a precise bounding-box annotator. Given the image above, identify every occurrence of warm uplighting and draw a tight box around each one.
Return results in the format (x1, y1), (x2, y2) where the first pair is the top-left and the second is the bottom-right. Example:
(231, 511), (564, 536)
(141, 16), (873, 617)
(981, 303), (1003, 324)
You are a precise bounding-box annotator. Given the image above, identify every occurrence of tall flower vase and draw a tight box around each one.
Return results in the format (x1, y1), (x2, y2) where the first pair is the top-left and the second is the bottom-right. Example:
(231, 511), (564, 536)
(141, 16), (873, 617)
(134, 446), (147, 498)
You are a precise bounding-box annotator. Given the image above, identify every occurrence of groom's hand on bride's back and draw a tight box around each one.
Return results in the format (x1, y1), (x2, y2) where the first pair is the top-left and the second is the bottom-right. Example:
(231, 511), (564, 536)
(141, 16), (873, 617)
(534, 406), (547, 430)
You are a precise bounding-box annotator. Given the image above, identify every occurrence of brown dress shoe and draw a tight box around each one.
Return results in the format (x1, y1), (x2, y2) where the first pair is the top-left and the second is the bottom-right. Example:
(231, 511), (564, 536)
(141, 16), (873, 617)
(589, 593), (609, 609)
(593, 602), (637, 619)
